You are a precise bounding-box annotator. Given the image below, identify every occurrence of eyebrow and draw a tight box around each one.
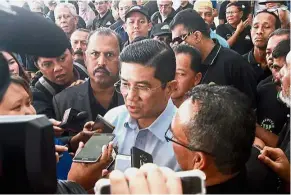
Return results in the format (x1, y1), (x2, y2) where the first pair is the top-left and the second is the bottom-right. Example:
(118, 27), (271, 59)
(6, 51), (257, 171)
(120, 77), (152, 86)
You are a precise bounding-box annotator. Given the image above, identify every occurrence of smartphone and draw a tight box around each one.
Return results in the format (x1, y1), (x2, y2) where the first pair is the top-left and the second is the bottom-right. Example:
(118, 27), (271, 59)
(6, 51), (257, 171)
(92, 114), (115, 133)
(95, 169), (206, 194)
(105, 147), (118, 171)
(73, 133), (115, 163)
(131, 147), (153, 168)
(114, 154), (131, 172)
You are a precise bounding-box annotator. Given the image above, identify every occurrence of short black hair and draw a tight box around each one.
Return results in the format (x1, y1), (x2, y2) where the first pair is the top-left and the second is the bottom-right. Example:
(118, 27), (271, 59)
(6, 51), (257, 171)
(186, 85), (256, 175)
(254, 10), (281, 30)
(120, 39), (176, 85)
(226, 2), (243, 11)
(173, 44), (202, 73)
(169, 9), (210, 38)
(87, 28), (123, 52)
(269, 28), (290, 39)
(32, 39), (72, 66)
(272, 39), (290, 59)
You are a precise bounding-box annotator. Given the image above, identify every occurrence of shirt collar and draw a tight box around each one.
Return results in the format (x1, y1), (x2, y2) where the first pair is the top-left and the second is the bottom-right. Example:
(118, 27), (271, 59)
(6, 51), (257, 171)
(247, 48), (258, 65)
(203, 39), (222, 66)
(124, 99), (177, 142)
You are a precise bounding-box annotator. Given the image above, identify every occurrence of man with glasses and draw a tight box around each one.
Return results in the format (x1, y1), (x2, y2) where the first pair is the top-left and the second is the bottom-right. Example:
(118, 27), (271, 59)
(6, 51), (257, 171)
(104, 39), (179, 170)
(151, 0), (176, 25)
(52, 28), (124, 133)
(92, 0), (115, 30)
(243, 10), (281, 84)
(216, 2), (253, 55)
(170, 9), (257, 108)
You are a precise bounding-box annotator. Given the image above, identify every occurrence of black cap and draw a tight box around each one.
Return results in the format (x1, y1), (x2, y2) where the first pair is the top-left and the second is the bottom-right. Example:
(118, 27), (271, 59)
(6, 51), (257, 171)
(0, 54), (11, 102)
(125, 5), (150, 21)
(0, 4), (70, 57)
(151, 23), (172, 37)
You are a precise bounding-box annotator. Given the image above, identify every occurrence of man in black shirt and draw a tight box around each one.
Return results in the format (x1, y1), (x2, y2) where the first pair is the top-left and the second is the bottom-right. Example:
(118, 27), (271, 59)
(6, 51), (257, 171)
(176, 0), (193, 13)
(243, 11), (281, 83)
(92, 0), (115, 30)
(216, 2), (253, 55)
(53, 28), (124, 133)
(170, 9), (257, 108)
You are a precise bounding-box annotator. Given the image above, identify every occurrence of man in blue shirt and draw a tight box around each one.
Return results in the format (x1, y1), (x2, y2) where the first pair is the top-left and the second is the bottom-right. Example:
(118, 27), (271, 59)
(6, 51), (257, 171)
(104, 39), (179, 170)
(193, 0), (229, 48)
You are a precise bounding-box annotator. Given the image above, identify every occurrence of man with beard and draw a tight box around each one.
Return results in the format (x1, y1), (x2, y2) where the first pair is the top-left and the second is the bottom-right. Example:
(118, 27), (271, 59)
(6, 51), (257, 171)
(70, 28), (90, 66)
(255, 41), (290, 161)
(52, 28), (124, 130)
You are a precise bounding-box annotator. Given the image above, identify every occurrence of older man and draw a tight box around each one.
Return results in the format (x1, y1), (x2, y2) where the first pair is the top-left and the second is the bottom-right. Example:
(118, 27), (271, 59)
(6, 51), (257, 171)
(151, 0), (176, 25)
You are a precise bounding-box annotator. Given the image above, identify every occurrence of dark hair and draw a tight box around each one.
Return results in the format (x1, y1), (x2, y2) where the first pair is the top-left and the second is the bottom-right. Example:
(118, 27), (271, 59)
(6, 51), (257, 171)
(226, 2), (243, 11)
(32, 40), (72, 66)
(173, 44), (202, 73)
(87, 28), (123, 52)
(170, 9), (210, 38)
(272, 39), (290, 59)
(7, 52), (30, 83)
(73, 28), (90, 34)
(185, 85), (256, 174)
(254, 10), (281, 30)
(10, 76), (32, 101)
(120, 39), (176, 85)
(269, 28), (290, 39)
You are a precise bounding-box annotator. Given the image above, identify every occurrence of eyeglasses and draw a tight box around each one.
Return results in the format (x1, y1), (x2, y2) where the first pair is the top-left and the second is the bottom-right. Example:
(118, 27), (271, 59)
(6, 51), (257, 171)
(256, 8), (280, 16)
(114, 80), (166, 97)
(170, 31), (195, 46)
(164, 128), (212, 155)
(225, 11), (240, 15)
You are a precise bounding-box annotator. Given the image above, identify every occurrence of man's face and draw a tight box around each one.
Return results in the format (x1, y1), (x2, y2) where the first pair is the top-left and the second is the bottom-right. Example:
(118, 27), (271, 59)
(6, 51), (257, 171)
(226, 6), (242, 25)
(119, 62), (172, 121)
(85, 35), (119, 89)
(70, 31), (89, 60)
(171, 99), (197, 170)
(266, 35), (289, 74)
(119, 0), (133, 21)
(196, 7), (214, 26)
(125, 12), (151, 42)
(94, 0), (108, 15)
(0, 83), (36, 115)
(55, 7), (77, 36)
(171, 53), (200, 101)
(279, 52), (291, 106)
(36, 49), (74, 86)
(171, 24), (199, 49)
(78, 1), (87, 12)
(251, 13), (276, 49)
(272, 56), (286, 84)
(158, 0), (173, 17)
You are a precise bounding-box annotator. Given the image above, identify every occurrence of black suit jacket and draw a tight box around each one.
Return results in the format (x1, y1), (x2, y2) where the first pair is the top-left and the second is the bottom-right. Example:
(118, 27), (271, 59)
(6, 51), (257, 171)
(52, 80), (124, 122)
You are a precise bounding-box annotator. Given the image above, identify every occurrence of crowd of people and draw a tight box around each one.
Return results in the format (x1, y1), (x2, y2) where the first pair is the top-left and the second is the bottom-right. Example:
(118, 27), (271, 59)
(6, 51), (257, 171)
(0, 0), (290, 194)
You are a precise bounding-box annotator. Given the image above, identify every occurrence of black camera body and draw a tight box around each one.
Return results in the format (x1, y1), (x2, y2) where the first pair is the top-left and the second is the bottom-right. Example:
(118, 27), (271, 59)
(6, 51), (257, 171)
(59, 108), (88, 134)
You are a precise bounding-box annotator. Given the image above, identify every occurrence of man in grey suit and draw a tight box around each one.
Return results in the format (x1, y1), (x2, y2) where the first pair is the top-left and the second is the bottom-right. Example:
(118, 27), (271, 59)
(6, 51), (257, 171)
(52, 28), (124, 136)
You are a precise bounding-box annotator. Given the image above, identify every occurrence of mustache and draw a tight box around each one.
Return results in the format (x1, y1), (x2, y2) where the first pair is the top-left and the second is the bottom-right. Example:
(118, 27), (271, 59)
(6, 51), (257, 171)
(93, 67), (111, 76)
(74, 49), (84, 55)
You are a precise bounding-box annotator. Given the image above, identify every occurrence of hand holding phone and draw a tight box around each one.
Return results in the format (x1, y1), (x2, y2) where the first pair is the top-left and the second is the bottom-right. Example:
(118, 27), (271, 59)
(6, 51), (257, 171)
(92, 115), (115, 133)
(131, 147), (153, 168)
(68, 141), (114, 191)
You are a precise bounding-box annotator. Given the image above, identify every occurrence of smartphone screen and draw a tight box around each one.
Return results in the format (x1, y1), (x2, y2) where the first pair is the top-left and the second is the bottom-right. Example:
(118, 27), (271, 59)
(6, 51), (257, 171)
(92, 115), (115, 133)
(73, 133), (115, 163)
(114, 155), (131, 172)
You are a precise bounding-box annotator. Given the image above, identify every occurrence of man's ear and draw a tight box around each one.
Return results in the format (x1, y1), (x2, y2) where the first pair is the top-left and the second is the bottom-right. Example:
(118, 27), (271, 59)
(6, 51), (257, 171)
(148, 22), (153, 31)
(194, 72), (202, 86)
(74, 16), (79, 26)
(166, 80), (178, 95)
(192, 152), (207, 170)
